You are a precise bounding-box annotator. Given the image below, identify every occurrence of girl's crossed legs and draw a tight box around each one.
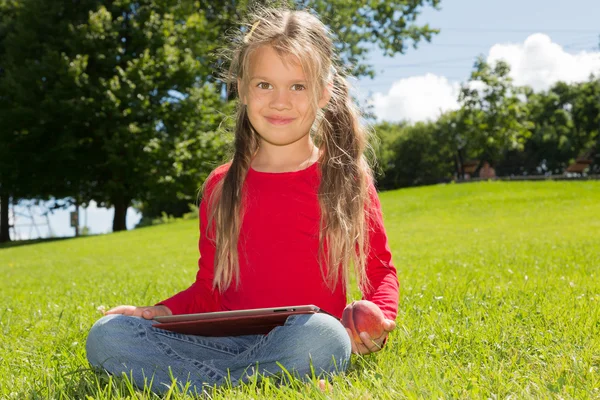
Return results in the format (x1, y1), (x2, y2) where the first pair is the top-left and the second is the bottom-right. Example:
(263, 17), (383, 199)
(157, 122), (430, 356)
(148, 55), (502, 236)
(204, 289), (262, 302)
(86, 312), (351, 394)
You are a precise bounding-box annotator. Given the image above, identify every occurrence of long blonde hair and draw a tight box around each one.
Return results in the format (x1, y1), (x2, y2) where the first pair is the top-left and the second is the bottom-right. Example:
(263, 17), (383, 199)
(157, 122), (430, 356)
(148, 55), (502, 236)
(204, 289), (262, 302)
(207, 7), (373, 293)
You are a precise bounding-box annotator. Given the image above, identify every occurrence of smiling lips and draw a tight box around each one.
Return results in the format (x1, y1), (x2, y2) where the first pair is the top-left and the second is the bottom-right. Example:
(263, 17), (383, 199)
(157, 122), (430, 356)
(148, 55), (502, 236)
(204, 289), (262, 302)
(265, 116), (295, 125)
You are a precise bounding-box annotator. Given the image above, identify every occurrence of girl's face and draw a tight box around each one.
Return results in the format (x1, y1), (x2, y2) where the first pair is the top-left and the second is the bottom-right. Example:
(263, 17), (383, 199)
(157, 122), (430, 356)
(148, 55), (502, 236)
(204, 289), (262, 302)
(240, 45), (330, 148)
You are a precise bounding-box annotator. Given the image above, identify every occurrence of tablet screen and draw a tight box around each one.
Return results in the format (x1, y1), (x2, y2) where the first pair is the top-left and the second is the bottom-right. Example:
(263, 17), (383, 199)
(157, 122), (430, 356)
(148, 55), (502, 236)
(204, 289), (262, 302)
(151, 305), (323, 336)
(153, 305), (321, 323)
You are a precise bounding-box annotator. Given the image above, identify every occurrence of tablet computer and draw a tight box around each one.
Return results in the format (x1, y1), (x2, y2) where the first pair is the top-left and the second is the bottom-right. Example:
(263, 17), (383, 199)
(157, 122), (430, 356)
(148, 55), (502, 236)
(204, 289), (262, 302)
(152, 305), (323, 336)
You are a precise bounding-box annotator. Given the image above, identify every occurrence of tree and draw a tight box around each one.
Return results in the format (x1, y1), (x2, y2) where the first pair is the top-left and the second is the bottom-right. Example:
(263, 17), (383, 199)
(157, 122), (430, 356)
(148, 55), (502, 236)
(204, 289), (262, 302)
(514, 77), (599, 176)
(187, 0), (442, 79)
(436, 110), (471, 179)
(518, 82), (579, 175)
(0, 0), (228, 237)
(0, 0), (14, 242)
(0, 0), (442, 240)
(374, 119), (454, 189)
(0, 0), (45, 242)
(297, 0), (441, 77)
(457, 57), (532, 171)
(570, 77), (600, 173)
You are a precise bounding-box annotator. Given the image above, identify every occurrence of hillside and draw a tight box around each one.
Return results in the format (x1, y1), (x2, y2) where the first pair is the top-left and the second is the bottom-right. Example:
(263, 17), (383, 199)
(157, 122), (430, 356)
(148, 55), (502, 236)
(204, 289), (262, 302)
(1, 180), (599, 398)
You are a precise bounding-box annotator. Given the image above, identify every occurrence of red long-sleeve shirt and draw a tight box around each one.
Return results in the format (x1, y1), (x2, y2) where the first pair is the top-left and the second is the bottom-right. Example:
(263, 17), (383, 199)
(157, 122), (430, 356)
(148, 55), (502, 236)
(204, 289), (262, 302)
(158, 162), (399, 320)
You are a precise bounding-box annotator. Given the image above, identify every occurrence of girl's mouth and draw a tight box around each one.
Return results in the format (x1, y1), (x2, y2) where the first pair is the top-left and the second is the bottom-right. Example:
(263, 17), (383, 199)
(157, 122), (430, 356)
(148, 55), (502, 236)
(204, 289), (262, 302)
(265, 117), (295, 125)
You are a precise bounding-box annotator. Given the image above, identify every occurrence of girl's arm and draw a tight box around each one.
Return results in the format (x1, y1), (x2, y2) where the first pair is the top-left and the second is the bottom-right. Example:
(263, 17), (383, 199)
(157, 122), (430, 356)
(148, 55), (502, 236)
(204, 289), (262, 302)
(343, 182), (398, 354)
(362, 182), (400, 320)
(343, 183), (398, 354)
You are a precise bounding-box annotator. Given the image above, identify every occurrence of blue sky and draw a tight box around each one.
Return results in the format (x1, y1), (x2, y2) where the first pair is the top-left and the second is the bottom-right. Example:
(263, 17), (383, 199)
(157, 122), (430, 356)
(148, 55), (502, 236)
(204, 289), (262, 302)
(10, 0), (600, 240)
(364, 0), (600, 121)
(366, 0), (600, 89)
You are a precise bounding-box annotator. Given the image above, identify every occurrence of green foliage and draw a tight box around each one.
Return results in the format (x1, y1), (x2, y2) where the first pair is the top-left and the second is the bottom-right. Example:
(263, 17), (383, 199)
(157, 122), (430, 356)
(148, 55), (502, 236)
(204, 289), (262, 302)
(510, 78), (600, 175)
(458, 58), (533, 164)
(373, 61), (599, 187)
(0, 0), (75, 200)
(299, 0), (441, 77)
(0, 0), (442, 235)
(135, 202), (199, 228)
(184, 0), (442, 78)
(0, 0), (230, 233)
(1, 181), (599, 398)
(373, 120), (454, 189)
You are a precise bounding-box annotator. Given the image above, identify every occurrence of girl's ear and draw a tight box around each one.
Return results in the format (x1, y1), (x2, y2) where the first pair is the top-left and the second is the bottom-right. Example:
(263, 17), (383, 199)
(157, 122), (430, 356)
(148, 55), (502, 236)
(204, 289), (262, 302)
(237, 78), (247, 105)
(318, 81), (333, 109)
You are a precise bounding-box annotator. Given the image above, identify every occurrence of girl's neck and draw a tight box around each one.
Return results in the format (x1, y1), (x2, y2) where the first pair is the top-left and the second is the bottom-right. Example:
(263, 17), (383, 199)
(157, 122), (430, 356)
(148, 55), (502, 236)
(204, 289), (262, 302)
(251, 139), (319, 173)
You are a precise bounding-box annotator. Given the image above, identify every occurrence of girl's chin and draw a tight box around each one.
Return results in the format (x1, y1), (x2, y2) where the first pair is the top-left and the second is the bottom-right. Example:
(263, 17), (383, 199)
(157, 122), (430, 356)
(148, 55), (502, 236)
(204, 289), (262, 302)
(255, 133), (312, 147)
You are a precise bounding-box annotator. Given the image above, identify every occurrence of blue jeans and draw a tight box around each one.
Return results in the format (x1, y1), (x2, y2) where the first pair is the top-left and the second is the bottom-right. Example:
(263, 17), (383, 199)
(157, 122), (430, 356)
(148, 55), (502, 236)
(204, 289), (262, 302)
(86, 312), (351, 394)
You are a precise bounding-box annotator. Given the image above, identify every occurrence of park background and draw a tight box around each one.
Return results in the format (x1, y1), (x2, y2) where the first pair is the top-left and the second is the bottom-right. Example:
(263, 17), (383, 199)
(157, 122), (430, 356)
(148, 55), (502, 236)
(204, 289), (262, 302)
(0, 0), (599, 398)
(2, 0), (599, 241)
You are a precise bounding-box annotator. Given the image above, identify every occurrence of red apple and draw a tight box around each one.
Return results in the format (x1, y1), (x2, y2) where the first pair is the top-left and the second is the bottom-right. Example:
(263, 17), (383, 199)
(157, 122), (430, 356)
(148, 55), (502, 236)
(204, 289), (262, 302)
(342, 300), (385, 343)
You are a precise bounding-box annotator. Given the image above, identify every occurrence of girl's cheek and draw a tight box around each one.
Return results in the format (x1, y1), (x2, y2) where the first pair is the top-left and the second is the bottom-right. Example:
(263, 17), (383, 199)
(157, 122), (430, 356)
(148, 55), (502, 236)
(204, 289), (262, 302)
(249, 90), (270, 101)
(290, 91), (310, 105)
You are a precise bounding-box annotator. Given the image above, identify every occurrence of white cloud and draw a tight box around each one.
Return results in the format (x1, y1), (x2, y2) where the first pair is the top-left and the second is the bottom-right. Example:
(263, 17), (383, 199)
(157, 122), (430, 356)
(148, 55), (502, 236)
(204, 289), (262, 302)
(370, 73), (460, 123)
(371, 34), (600, 122)
(488, 33), (600, 91)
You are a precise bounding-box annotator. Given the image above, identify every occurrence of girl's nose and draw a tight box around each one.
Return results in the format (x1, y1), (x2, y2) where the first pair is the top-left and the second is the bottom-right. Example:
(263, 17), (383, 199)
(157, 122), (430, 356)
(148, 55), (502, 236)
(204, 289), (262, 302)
(269, 89), (292, 110)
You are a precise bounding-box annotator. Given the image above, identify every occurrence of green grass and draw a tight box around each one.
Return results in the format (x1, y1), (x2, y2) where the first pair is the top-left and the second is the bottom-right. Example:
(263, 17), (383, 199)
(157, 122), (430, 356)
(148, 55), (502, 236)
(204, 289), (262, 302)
(1, 180), (599, 399)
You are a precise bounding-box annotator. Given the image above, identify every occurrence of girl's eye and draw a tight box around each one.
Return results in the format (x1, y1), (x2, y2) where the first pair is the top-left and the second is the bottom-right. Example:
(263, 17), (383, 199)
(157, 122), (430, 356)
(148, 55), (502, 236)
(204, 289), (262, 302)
(257, 82), (272, 90)
(291, 84), (306, 91)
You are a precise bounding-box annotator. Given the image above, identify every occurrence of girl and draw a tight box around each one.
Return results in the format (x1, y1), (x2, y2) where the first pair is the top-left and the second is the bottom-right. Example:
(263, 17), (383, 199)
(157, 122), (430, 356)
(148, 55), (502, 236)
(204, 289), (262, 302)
(86, 7), (399, 394)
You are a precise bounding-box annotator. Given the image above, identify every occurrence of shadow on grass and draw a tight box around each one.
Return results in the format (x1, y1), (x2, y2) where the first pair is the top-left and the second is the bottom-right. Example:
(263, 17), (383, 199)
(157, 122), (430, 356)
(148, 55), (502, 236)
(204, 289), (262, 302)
(60, 365), (340, 399)
(0, 224), (165, 250)
(0, 234), (102, 250)
(52, 367), (166, 399)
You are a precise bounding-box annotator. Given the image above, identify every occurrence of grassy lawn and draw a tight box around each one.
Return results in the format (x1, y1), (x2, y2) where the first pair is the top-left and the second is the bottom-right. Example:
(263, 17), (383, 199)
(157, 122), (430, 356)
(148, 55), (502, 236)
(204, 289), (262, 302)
(1, 180), (599, 399)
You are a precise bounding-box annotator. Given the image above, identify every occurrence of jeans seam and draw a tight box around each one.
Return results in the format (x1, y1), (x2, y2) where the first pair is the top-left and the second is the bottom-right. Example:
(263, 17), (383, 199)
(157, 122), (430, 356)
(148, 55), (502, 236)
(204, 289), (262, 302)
(151, 328), (242, 355)
(150, 340), (228, 385)
(122, 317), (230, 384)
(237, 331), (271, 361)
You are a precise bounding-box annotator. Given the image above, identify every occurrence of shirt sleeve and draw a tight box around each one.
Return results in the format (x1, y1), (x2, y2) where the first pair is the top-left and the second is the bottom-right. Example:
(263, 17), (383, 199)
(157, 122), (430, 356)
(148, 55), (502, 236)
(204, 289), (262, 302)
(362, 181), (400, 321)
(156, 171), (223, 315)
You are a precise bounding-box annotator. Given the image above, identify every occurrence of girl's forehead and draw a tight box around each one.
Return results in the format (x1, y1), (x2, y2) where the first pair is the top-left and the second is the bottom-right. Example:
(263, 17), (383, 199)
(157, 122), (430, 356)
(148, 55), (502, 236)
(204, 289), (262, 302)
(248, 45), (307, 81)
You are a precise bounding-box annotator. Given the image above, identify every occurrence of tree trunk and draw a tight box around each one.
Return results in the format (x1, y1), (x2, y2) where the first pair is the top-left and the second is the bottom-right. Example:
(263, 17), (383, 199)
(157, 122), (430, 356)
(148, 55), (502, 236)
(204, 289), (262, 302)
(454, 152), (461, 179)
(74, 202), (79, 237)
(0, 192), (11, 243)
(112, 197), (130, 232)
(456, 149), (465, 180)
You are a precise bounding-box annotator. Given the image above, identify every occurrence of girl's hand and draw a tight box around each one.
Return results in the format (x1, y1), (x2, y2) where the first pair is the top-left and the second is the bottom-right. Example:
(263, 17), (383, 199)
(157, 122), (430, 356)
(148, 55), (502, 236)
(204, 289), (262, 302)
(103, 305), (172, 320)
(345, 318), (396, 355)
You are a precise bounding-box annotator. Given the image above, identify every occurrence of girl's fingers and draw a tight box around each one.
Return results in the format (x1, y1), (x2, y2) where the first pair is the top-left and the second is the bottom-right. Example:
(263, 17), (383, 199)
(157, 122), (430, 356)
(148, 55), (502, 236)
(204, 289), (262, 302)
(355, 342), (370, 355)
(345, 328), (359, 354)
(346, 328), (371, 355)
(104, 305), (136, 315)
(104, 305), (149, 317)
(346, 326), (390, 355)
(383, 319), (396, 332)
(359, 331), (384, 353)
(141, 306), (166, 319)
(103, 305), (171, 319)
(148, 305), (172, 318)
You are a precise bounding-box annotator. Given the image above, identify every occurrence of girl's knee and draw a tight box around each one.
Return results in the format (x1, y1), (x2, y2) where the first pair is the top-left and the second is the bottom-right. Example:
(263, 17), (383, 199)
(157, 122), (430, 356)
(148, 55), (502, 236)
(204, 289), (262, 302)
(312, 314), (351, 373)
(289, 313), (348, 341)
(85, 314), (142, 367)
(286, 313), (351, 374)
